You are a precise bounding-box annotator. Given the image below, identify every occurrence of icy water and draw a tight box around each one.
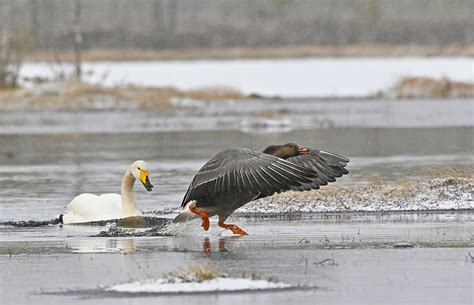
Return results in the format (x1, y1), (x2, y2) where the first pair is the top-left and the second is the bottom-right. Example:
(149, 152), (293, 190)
(21, 57), (474, 97)
(1, 98), (473, 304)
(1, 213), (473, 304)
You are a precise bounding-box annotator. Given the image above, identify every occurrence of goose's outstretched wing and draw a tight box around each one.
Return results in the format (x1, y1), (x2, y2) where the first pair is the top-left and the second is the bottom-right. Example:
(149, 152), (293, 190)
(286, 149), (349, 191)
(181, 148), (318, 207)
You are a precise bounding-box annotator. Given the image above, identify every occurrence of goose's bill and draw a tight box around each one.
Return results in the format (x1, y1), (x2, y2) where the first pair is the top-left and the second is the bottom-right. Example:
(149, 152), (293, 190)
(140, 170), (154, 192)
(299, 147), (310, 155)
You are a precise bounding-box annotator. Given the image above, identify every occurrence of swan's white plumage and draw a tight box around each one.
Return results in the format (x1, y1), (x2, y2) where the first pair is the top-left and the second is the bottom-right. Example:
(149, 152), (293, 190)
(61, 193), (133, 224)
(61, 160), (152, 224)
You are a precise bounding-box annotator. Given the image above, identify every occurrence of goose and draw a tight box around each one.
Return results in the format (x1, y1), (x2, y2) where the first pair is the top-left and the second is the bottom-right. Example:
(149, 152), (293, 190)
(173, 143), (349, 235)
(60, 160), (154, 224)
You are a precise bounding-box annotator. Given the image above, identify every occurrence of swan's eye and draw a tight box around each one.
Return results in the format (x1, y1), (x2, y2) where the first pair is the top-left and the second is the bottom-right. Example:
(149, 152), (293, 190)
(137, 167), (141, 170)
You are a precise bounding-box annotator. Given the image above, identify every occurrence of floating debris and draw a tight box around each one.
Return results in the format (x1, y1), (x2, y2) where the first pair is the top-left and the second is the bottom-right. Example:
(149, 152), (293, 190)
(314, 258), (338, 266)
(0, 218), (60, 227)
(393, 242), (415, 248)
(467, 252), (474, 263)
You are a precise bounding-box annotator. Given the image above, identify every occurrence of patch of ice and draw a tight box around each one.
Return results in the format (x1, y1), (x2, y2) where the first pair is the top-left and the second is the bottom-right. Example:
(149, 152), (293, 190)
(240, 117), (292, 133)
(20, 58), (474, 97)
(106, 277), (291, 294)
(170, 97), (205, 107)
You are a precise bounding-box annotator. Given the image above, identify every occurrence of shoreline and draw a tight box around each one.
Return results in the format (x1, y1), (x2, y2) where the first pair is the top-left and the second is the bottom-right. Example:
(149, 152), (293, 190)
(25, 44), (474, 62)
(2, 74), (474, 112)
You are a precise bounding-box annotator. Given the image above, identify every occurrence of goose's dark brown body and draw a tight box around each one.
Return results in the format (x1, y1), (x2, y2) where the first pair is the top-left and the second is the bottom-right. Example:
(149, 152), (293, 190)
(179, 143), (349, 222)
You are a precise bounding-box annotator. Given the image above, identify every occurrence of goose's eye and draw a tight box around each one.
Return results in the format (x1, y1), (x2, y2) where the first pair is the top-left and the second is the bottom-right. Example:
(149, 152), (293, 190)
(137, 167), (141, 170)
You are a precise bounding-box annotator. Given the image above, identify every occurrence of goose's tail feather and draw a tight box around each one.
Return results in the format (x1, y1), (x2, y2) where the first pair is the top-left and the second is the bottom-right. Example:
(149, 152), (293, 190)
(172, 201), (200, 223)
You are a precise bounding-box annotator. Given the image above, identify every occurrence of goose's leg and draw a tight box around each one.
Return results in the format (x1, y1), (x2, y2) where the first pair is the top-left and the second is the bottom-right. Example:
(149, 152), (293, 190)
(218, 218), (248, 236)
(189, 206), (210, 231)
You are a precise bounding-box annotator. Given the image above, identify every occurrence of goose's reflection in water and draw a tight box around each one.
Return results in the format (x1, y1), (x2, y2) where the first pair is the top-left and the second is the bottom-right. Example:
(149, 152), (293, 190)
(202, 237), (245, 254)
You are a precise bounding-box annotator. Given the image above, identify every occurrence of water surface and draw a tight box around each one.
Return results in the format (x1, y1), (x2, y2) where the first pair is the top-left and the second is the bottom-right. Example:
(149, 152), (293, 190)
(0, 97), (473, 305)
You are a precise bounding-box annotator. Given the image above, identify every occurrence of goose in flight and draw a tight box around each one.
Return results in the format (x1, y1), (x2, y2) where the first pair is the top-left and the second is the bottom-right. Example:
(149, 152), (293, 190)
(60, 160), (153, 224)
(173, 143), (349, 235)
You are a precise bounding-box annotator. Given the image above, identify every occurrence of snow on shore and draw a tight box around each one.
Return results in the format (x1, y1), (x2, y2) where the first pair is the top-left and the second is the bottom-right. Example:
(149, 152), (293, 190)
(237, 177), (473, 214)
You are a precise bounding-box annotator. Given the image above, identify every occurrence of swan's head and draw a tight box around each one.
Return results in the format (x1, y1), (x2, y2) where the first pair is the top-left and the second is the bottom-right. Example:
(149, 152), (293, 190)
(130, 160), (153, 192)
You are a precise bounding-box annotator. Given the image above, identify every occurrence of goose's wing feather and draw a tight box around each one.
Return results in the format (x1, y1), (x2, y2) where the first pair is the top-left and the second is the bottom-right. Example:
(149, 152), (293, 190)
(181, 148), (318, 207)
(286, 149), (349, 191)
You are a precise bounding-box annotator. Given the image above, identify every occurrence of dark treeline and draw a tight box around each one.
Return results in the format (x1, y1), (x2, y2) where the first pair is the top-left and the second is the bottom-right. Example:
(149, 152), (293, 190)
(1, 0), (473, 51)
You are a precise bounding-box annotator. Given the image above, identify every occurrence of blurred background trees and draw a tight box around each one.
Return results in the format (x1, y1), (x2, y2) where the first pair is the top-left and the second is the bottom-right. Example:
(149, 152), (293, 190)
(0, 0), (472, 87)
(0, 0), (471, 51)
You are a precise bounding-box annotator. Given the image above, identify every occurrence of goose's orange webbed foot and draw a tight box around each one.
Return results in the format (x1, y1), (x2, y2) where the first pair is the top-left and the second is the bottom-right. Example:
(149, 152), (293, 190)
(190, 206), (210, 231)
(218, 220), (248, 236)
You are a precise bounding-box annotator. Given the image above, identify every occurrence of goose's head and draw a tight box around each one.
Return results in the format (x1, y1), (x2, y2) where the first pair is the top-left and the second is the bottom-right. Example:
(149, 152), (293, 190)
(130, 160), (154, 192)
(263, 143), (309, 159)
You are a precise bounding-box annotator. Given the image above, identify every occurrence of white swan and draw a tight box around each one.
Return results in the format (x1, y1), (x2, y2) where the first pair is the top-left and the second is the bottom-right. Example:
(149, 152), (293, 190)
(60, 160), (153, 224)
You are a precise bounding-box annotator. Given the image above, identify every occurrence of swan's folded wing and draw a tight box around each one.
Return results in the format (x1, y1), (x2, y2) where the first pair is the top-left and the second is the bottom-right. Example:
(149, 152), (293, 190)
(181, 148), (318, 207)
(286, 149), (349, 191)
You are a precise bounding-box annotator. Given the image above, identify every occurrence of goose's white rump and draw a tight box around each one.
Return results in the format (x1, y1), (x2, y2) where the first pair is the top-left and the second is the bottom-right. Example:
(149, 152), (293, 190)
(60, 160), (154, 224)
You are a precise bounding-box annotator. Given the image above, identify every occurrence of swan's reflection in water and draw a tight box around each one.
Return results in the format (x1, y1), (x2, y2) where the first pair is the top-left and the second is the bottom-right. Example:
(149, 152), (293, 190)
(68, 238), (136, 254)
(66, 235), (244, 256)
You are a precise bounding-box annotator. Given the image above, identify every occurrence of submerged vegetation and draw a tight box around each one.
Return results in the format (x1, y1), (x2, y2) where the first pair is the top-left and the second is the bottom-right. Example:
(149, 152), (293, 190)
(166, 265), (224, 283)
(102, 264), (290, 294)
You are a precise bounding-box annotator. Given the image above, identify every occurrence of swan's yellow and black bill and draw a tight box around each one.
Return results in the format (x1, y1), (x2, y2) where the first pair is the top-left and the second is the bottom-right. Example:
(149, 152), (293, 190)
(140, 170), (153, 191)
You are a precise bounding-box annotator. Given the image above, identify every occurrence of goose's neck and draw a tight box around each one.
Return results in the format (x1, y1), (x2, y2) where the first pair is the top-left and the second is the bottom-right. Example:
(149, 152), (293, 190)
(121, 169), (139, 217)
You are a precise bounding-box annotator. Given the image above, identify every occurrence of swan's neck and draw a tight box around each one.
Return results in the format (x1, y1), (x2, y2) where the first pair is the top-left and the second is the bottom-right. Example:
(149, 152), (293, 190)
(121, 169), (139, 217)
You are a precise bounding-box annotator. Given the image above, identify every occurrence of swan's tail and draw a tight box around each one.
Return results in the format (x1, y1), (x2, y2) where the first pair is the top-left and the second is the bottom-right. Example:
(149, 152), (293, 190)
(172, 201), (200, 223)
(0, 217), (60, 227)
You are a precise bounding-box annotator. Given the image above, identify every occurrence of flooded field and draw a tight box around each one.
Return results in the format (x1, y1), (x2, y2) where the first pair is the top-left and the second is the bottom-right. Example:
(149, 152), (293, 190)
(1, 97), (473, 304)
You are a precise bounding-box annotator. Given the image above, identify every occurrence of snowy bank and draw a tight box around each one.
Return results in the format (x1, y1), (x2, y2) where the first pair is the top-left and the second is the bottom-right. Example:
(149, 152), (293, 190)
(105, 265), (292, 294)
(237, 177), (473, 214)
(107, 277), (291, 294)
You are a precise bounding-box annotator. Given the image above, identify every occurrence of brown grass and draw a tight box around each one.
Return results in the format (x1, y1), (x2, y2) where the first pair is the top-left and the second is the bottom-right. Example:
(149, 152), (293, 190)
(0, 80), (249, 111)
(383, 180), (417, 198)
(404, 165), (474, 179)
(255, 109), (289, 119)
(169, 265), (224, 282)
(392, 77), (474, 98)
(185, 86), (245, 101)
(25, 44), (474, 62)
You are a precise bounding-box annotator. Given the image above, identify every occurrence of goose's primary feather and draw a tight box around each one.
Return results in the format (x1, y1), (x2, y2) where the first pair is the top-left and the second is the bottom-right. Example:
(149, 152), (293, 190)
(286, 149), (349, 191)
(181, 148), (318, 210)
